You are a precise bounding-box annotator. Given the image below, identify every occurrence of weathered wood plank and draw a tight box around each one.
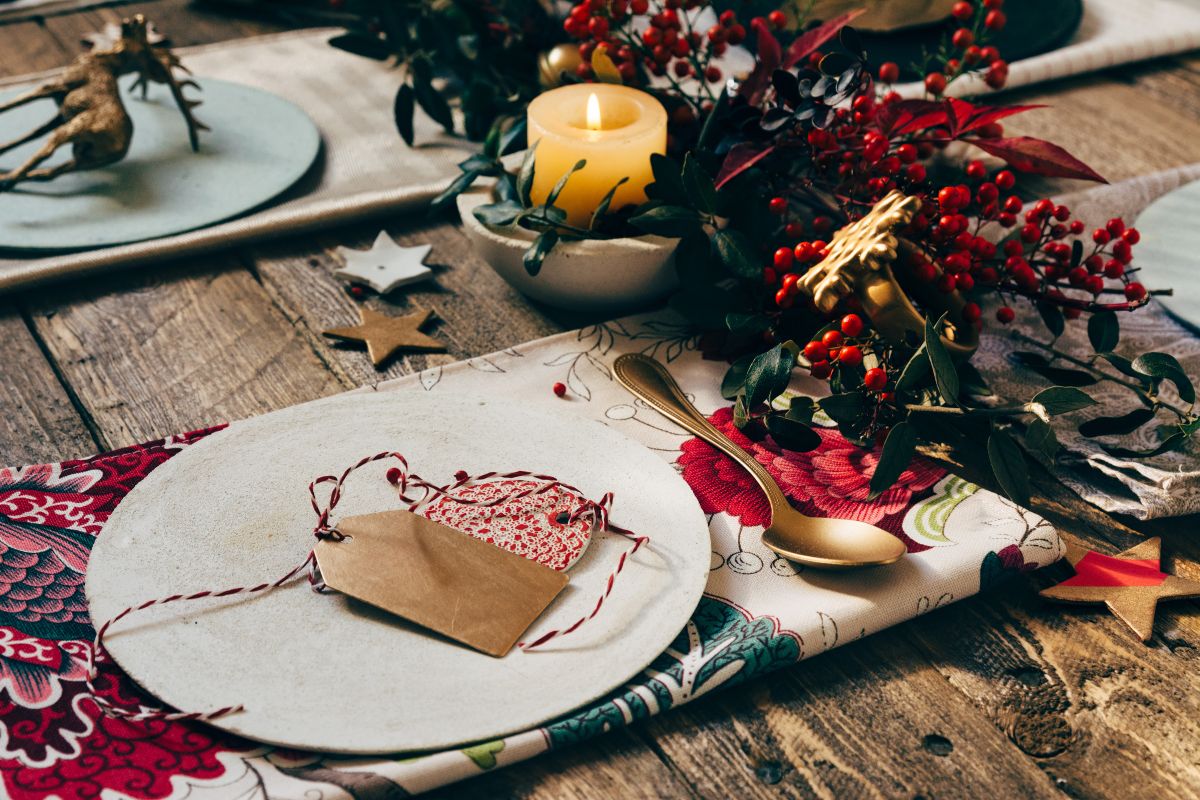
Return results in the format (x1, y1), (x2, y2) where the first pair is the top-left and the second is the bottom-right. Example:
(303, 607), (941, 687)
(0, 301), (96, 465)
(0, 20), (62, 76)
(38, 0), (288, 52)
(639, 628), (1062, 799)
(20, 257), (348, 447)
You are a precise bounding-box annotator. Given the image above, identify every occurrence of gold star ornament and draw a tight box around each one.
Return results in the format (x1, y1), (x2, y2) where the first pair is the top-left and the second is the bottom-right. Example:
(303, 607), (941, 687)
(322, 308), (445, 367)
(1039, 537), (1200, 642)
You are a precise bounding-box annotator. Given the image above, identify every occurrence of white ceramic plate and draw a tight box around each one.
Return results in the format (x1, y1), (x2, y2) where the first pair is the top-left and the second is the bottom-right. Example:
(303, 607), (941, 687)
(1134, 179), (1200, 332)
(85, 392), (710, 754)
(0, 77), (320, 252)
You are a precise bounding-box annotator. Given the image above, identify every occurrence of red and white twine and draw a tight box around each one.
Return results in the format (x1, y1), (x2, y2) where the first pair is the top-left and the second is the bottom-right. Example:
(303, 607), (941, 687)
(86, 451), (647, 723)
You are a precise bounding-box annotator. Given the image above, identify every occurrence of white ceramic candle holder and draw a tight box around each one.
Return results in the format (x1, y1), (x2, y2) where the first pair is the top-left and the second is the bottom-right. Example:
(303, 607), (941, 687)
(457, 184), (680, 313)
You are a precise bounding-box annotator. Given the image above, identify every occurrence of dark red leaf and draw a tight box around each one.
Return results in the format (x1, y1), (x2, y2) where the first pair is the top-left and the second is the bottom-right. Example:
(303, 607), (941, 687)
(784, 9), (867, 68)
(873, 99), (949, 137)
(740, 17), (783, 105)
(715, 142), (776, 189)
(949, 97), (1046, 135)
(969, 136), (1108, 183)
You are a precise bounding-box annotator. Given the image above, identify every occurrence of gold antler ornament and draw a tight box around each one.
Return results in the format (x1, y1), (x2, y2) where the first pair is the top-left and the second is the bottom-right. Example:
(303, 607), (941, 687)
(796, 190), (979, 358)
(0, 15), (206, 192)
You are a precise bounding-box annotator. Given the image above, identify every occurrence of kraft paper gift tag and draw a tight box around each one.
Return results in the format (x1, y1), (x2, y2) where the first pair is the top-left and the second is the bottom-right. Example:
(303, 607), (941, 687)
(313, 509), (569, 657)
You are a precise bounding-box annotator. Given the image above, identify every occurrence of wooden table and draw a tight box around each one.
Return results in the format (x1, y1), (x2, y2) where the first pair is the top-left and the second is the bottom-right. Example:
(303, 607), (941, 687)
(2, 2), (1199, 797)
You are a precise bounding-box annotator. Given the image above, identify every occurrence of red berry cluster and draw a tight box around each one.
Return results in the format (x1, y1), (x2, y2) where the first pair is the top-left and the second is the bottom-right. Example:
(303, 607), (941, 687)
(875, 0), (1008, 95)
(564, 0), (745, 86)
(801, 314), (890, 395)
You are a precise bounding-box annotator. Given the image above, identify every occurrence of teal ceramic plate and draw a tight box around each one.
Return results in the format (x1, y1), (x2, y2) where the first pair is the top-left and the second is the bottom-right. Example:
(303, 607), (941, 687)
(0, 77), (321, 252)
(1133, 179), (1200, 333)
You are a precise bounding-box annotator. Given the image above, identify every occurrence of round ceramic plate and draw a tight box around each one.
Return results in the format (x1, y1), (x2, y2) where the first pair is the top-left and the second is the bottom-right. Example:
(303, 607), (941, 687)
(86, 392), (711, 754)
(859, 0), (1083, 82)
(1134, 179), (1200, 333)
(0, 77), (320, 252)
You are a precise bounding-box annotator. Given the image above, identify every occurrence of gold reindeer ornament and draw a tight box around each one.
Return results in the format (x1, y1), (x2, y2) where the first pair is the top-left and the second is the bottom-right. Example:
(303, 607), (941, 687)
(797, 190), (979, 358)
(0, 15), (206, 192)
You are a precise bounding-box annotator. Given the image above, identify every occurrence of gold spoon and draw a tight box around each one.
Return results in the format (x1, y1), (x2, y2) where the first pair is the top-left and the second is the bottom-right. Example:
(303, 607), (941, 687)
(613, 353), (906, 570)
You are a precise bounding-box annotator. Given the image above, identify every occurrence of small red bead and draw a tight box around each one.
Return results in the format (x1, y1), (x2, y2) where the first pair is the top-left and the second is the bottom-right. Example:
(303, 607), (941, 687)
(553, 382), (568, 397)
(840, 313), (864, 337)
(864, 367), (888, 391)
(385, 467), (403, 484)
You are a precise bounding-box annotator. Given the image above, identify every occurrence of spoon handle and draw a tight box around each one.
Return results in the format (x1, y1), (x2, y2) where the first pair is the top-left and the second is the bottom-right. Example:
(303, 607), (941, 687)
(613, 354), (790, 517)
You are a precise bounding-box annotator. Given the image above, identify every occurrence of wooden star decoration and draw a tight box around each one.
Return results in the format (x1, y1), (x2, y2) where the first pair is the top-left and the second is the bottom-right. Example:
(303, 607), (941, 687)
(322, 308), (445, 367)
(1039, 537), (1200, 642)
(334, 232), (433, 295)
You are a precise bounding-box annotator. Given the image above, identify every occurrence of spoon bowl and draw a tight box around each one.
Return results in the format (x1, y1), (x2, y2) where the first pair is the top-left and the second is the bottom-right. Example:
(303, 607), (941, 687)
(613, 353), (906, 570)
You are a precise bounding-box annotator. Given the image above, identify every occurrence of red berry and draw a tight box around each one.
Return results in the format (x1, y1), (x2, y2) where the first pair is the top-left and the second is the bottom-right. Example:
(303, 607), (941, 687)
(962, 302), (981, 323)
(864, 367), (888, 391)
(995, 170), (1015, 190)
(785, 222), (805, 238)
(1122, 227), (1140, 245)
(673, 60), (691, 77)
(984, 9), (1006, 29)
(726, 24), (745, 44)
(588, 16), (609, 37)
(704, 65), (722, 83)
(837, 345), (863, 367)
(951, 1), (973, 20)
(1064, 307), (1082, 321)
(1068, 266), (1088, 287)
(1021, 223), (1040, 243)
(956, 273), (975, 291)
(1070, 220), (1085, 235)
(1003, 195), (1023, 213)
(906, 164), (927, 182)
(952, 28), (974, 49)
(984, 60), (1008, 89)
(996, 306), (1015, 324)
(1112, 239), (1133, 263)
(767, 9), (786, 28)
(879, 62), (900, 83)
(1085, 275), (1105, 295)
(965, 160), (986, 180)
(809, 360), (831, 380)
(553, 382), (567, 397)
(631, 0), (649, 13)
(1106, 217), (1125, 236)
(775, 288), (793, 308)
(821, 330), (844, 348)
(1084, 254), (1103, 274)
(925, 72), (947, 95)
(1092, 228), (1111, 245)
(803, 341), (828, 363)
(773, 247), (794, 270)
(840, 313), (864, 337)
(964, 45), (983, 65)
(1125, 282), (1147, 301)
(768, 196), (787, 214)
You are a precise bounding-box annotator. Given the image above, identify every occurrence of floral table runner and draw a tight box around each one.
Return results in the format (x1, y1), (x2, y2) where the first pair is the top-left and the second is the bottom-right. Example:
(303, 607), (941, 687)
(0, 312), (1063, 798)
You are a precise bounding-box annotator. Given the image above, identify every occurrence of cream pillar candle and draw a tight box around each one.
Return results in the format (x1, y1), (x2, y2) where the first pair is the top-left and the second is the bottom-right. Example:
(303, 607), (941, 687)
(526, 83), (667, 228)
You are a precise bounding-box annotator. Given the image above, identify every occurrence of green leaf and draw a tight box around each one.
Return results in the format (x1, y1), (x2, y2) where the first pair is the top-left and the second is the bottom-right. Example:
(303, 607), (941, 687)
(1030, 386), (1097, 415)
(328, 32), (391, 60)
(1132, 352), (1196, 404)
(393, 84), (415, 146)
(765, 414), (821, 452)
(646, 153), (687, 205)
(987, 429), (1030, 505)
(744, 344), (794, 408)
(430, 170), (479, 214)
(629, 205), (702, 237)
(472, 199), (523, 227)
(547, 160), (587, 206)
(713, 230), (760, 279)
(720, 354), (755, 400)
(1094, 351), (1150, 383)
(494, 172), (519, 204)
(1025, 418), (1060, 461)
(499, 117), (527, 155)
(896, 343), (930, 393)
(1009, 351), (1099, 387)
(1101, 430), (1186, 458)
(925, 313), (959, 404)
(590, 177), (629, 229)
(819, 392), (867, 425)
(868, 421), (916, 500)
(523, 229), (558, 276)
(1087, 310), (1119, 353)
(517, 145), (537, 206)
(733, 394), (750, 428)
(482, 120), (502, 159)
(411, 58), (455, 133)
(725, 313), (771, 336)
(1036, 300), (1065, 338)
(682, 153), (718, 214)
(1078, 408), (1156, 438)
(786, 396), (818, 425)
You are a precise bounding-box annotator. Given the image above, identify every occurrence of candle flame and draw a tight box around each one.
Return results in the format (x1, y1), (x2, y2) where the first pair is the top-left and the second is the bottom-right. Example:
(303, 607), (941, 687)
(586, 92), (602, 131)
